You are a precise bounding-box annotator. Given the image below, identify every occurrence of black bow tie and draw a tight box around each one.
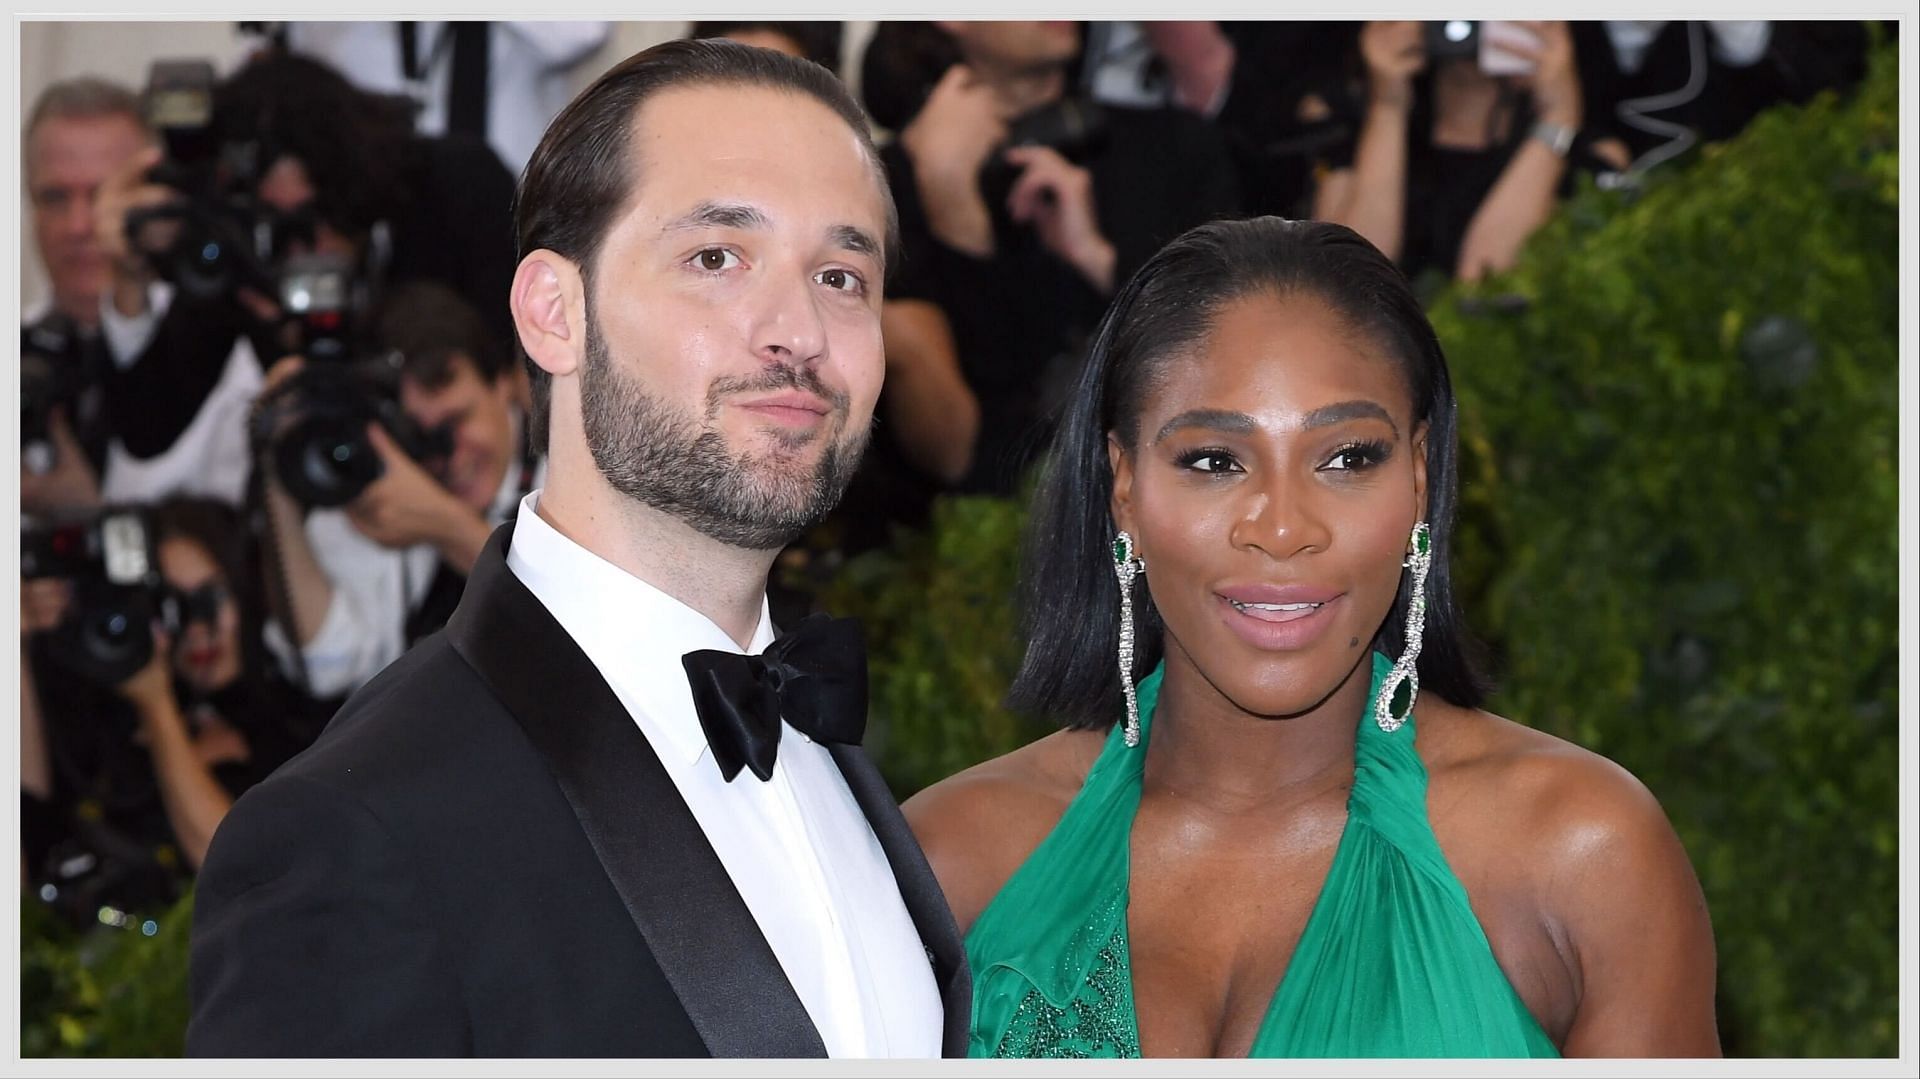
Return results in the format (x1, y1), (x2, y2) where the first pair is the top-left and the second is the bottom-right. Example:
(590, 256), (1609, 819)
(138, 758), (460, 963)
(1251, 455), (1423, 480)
(681, 614), (868, 782)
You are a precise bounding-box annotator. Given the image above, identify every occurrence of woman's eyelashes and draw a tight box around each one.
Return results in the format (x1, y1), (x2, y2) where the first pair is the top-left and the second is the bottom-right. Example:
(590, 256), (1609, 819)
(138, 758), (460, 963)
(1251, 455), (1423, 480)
(1174, 446), (1243, 475)
(1170, 437), (1395, 478)
(1319, 438), (1393, 473)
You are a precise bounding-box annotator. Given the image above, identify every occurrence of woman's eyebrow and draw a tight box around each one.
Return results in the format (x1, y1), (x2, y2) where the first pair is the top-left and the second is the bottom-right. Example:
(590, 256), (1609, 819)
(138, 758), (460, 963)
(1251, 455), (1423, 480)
(1152, 400), (1400, 443)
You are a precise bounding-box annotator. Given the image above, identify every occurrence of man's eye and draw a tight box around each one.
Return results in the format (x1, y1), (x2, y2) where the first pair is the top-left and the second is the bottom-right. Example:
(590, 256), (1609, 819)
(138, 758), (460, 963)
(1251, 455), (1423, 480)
(693, 248), (741, 272)
(815, 268), (864, 293)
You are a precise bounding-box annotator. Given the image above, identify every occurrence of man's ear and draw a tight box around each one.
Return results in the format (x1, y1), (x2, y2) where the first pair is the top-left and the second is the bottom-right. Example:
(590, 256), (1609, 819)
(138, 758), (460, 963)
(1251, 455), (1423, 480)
(511, 250), (584, 381)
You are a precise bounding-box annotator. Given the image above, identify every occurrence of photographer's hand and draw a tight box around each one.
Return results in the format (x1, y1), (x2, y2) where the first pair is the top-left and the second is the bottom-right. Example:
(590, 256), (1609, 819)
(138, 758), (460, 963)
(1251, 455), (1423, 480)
(1360, 21), (1426, 110)
(1003, 145), (1117, 295)
(20, 407), (102, 517)
(346, 424), (492, 574)
(93, 144), (174, 319)
(115, 624), (176, 713)
(1504, 20), (1582, 128)
(116, 624), (233, 870)
(20, 579), (73, 639)
(900, 64), (1008, 258)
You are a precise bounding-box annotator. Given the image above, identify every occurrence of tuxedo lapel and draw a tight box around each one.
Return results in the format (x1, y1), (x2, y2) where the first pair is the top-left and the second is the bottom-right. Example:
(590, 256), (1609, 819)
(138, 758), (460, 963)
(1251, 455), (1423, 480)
(446, 526), (828, 1058)
(827, 743), (973, 1057)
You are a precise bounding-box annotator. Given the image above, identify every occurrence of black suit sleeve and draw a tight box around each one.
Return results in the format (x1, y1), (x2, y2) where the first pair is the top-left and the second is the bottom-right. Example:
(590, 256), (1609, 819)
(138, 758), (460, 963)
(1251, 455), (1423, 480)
(188, 775), (469, 1056)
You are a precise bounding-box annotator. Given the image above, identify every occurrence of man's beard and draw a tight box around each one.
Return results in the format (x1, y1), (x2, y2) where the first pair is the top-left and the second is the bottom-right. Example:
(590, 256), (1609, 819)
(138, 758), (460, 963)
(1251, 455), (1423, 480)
(578, 307), (869, 551)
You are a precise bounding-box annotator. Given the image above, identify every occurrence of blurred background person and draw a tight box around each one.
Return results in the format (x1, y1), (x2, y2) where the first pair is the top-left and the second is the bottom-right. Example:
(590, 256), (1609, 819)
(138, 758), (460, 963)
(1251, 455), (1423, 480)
(837, 20), (1240, 555)
(247, 20), (612, 178)
(1572, 21), (1870, 173)
(90, 50), (517, 511)
(21, 77), (151, 518)
(1314, 20), (1627, 288)
(22, 498), (335, 921)
(257, 282), (540, 699)
(691, 20), (845, 74)
(1082, 21), (1362, 220)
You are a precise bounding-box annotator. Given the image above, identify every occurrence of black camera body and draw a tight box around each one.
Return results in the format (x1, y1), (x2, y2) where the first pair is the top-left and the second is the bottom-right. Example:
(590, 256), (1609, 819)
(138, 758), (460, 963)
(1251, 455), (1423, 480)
(21, 315), (87, 476)
(976, 95), (1113, 251)
(249, 251), (450, 508)
(127, 59), (278, 303)
(22, 509), (177, 687)
(1425, 20), (1482, 61)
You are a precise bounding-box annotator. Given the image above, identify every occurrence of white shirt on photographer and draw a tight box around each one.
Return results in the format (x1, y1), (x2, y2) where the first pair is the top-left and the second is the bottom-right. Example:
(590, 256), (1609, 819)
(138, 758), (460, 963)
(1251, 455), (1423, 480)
(94, 280), (262, 508)
(260, 417), (541, 699)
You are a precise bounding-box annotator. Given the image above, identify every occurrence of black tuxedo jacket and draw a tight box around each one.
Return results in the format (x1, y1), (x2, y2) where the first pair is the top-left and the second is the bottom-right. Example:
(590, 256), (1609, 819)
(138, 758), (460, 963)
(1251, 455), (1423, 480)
(187, 526), (970, 1056)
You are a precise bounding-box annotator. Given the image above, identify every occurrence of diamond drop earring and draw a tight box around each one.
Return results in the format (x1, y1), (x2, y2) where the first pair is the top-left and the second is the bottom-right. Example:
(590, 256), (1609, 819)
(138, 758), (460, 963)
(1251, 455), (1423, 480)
(1113, 530), (1147, 747)
(1374, 522), (1430, 733)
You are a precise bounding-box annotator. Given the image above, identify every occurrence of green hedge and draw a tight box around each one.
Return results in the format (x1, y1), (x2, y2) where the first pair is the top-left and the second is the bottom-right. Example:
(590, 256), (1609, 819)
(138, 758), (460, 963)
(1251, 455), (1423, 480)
(1429, 41), (1899, 1058)
(832, 43), (1899, 1056)
(22, 893), (193, 1057)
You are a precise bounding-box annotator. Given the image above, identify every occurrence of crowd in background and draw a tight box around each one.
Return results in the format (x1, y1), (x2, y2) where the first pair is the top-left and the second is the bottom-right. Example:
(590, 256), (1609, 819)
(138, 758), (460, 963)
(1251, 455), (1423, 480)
(17, 19), (1871, 925)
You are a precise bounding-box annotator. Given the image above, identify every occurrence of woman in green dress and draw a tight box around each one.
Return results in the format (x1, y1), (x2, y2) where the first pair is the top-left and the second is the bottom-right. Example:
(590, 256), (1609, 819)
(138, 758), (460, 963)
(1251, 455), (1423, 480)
(905, 217), (1719, 1058)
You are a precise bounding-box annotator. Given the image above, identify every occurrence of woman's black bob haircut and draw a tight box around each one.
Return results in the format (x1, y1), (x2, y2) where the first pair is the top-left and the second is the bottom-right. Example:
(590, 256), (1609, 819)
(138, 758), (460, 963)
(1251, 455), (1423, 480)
(1006, 216), (1488, 729)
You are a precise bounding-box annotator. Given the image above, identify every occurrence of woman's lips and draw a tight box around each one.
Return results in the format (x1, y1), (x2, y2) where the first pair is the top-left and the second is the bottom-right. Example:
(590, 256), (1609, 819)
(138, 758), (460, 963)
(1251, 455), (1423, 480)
(1216, 592), (1344, 651)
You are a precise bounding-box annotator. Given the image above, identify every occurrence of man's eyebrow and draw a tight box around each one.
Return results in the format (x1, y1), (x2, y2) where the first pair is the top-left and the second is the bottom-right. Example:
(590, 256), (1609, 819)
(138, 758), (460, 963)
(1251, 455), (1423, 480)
(660, 201), (768, 234)
(1153, 408), (1257, 443)
(828, 223), (882, 264)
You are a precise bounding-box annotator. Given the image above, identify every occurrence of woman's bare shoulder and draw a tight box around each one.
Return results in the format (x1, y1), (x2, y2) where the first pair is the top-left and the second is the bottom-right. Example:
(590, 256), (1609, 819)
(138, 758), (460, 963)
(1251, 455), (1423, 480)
(902, 726), (1109, 935)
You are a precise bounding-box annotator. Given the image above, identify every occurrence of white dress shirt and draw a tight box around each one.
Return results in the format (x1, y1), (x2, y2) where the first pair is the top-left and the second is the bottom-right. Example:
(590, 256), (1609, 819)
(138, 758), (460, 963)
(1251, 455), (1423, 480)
(262, 435), (541, 698)
(504, 490), (943, 1058)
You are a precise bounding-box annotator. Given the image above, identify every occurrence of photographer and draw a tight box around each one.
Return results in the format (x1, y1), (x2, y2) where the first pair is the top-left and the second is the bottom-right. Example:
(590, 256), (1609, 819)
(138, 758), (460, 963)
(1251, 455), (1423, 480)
(90, 52), (516, 509)
(21, 78), (150, 519)
(259, 282), (539, 698)
(22, 499), (335, 915)
(848, 20), (1239, 540)
(1314, 20), (1629, 286)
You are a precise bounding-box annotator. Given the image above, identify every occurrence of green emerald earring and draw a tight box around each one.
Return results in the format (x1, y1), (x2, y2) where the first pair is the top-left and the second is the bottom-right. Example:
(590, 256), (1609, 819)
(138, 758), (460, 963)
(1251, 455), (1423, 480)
(1374, 522), (1429, 733)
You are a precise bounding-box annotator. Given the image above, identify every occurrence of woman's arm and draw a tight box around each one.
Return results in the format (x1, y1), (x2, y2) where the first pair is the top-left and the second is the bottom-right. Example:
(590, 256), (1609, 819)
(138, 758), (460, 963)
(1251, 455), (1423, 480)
(1315, 21), (1423, 261)
(1540, 755), (1721, 1056)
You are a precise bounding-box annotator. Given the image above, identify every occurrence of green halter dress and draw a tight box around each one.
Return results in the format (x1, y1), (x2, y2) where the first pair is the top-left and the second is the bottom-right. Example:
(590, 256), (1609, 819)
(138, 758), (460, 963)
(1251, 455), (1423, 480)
(965, 652), (1561, 1058)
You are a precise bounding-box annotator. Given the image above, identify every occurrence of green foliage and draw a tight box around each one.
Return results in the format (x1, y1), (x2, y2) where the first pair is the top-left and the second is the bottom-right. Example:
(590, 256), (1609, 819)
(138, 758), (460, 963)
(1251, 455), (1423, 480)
(1427, 42), (1899, 1058)
(827, 43), (1899, 1057)
(810, 495), (1050, 796)
(21, 892), (194, 1057)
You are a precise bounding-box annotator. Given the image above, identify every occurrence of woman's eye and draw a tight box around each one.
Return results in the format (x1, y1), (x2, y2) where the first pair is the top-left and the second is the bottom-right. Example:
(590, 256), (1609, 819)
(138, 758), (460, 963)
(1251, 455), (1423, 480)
(693, 248), (740, 272)
(815, 268), (864, 293)
(1180, 450), (1241, 474)
(1322, 442), (1389, 471)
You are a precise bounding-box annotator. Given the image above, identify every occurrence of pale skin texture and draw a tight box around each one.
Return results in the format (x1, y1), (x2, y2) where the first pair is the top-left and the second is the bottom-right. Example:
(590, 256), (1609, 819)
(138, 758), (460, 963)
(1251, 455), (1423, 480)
(905, 292), (1719, 1057)
(511, 83), (892, 648)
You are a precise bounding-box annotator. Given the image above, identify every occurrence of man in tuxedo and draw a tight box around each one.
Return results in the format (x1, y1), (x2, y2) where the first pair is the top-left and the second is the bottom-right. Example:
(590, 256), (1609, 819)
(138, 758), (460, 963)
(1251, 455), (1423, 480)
(187, 39), (968, 1057)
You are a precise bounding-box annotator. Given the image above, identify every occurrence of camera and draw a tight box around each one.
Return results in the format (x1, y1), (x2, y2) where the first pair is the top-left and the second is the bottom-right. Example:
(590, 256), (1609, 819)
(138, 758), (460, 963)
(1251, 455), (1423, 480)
(976, 96), (1112, 248)
(21, 315), (87, 476)
(125, 59), (278, 302)
(22, 509), (178, 686)
(1425, 20), (1482, 61)
(249, 257), (452, 508)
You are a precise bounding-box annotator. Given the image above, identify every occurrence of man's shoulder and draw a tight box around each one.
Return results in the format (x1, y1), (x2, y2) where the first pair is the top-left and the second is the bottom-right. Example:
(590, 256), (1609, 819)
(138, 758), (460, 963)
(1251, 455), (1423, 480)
(272, 634), (510, 795)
